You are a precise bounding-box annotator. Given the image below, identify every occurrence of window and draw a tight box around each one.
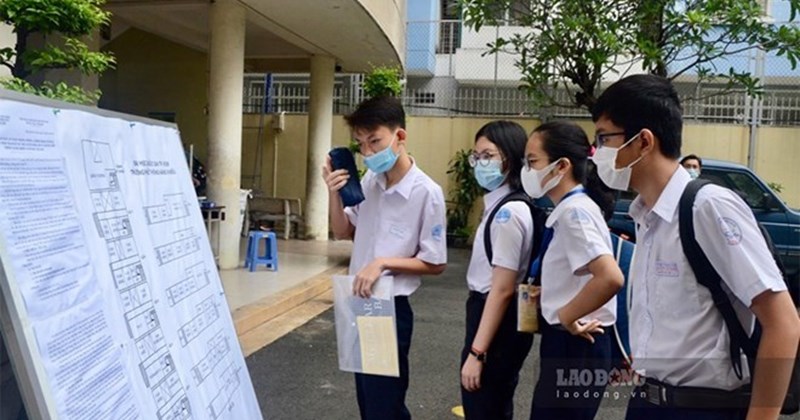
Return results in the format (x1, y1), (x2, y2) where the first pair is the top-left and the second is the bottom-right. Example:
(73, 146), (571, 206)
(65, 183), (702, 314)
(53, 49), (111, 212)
(726, 172), (767, 209)
(441, 0), (459, 19)
(414, 92), (436, 104)
(704, 169), (767, 209)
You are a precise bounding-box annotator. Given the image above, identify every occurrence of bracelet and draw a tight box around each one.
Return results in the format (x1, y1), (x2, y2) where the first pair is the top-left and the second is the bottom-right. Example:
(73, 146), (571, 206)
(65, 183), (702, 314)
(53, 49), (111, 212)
(469, 346), (487, 362)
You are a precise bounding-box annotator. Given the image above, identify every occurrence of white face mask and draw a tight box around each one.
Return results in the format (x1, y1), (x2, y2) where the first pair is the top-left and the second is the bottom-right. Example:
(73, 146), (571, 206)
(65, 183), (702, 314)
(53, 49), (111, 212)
(520, 159), (563, 199)
(592, 133), (644, 191)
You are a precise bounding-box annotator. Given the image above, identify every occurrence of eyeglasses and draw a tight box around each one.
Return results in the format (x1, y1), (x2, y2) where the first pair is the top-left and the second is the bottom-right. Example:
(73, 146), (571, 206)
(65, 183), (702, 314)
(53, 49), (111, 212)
(594, 131), (627, 148)
(468, 152), (503, 167)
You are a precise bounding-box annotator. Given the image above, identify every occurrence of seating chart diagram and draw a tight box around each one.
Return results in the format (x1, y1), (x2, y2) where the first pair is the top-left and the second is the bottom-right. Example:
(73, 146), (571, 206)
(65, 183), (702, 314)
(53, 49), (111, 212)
(82, 140), (192, 420)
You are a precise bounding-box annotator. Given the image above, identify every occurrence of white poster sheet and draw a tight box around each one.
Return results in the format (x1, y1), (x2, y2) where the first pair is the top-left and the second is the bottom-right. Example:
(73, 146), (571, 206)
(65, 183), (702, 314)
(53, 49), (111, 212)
(0, 94), (262, 419)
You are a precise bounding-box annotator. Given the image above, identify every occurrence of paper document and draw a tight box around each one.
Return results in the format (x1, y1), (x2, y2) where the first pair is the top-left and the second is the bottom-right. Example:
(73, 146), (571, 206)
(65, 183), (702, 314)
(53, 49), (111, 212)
(331, 275), (399, 377)
(356, 316), (399, 377)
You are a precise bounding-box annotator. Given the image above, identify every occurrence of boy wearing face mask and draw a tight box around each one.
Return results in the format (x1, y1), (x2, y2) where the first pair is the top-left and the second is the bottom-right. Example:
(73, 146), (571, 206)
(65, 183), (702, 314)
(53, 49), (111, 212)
(461, 121), (535, 419)
(680, 154), (702, 179)
(322, 95), (448, 420)
(521, 121), (624, 419)
(592, 74), (799, 420)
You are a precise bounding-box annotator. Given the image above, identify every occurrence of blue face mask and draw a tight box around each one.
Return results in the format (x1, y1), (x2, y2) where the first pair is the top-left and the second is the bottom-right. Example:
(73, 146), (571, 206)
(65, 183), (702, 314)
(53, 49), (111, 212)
(363, 137), (399, 174)
(473, 160), (506, 191)
(686, 168), (700, 179)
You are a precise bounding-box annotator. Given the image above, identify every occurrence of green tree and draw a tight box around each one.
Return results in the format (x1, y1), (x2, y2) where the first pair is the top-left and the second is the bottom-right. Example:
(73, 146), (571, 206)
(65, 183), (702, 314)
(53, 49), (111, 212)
(461, 0), (800, 110)
(362, 65), (403, 98)
(0, 0), (115, 104)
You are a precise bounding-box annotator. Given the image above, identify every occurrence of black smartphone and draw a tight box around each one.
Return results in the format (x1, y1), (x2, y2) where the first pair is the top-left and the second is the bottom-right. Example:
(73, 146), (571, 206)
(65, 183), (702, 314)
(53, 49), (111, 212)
(328, 147), (365, 207)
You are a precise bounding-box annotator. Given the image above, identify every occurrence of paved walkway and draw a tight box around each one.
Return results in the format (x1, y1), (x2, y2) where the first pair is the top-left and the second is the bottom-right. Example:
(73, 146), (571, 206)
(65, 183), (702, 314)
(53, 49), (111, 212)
(219, 238), (351, 356)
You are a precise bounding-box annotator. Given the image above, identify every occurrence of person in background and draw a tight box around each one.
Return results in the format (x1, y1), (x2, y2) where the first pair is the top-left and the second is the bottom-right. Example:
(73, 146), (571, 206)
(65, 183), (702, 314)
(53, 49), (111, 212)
(460, 120), (535, 419)
(680, 154), (702, 179)
(184, 150), (207, 197)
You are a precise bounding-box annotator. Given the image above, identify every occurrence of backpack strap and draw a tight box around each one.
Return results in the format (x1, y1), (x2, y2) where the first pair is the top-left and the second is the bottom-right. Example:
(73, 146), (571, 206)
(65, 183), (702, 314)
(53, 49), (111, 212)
(678, 179), (758, 379)
(483, 191), (543, 273)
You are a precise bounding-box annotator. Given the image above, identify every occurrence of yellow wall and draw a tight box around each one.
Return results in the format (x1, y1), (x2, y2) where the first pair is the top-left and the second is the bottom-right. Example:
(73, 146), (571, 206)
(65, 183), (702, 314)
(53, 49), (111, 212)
(683, 124), (750, 164)
(241, 115), (352, 199)
(99, 28), (209, 161)
(755, 127), (800, 206)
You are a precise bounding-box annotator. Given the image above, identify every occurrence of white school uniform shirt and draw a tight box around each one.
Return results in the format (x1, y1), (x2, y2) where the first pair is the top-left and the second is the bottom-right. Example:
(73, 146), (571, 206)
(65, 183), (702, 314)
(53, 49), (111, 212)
(344, 161), (448, 296)
(466, 185), (535, 293)
(540, 185), (616, 326)
(628, 167), (786, 390)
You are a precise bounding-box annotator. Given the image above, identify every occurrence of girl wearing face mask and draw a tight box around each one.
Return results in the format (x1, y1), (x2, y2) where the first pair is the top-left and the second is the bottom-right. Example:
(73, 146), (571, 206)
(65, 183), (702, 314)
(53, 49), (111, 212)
(521, 121), (624, 420)
(461, 121), (535, 420)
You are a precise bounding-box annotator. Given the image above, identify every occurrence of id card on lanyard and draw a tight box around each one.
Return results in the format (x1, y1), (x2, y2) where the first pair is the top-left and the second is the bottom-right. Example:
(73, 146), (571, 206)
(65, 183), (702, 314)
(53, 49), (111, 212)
(517, 188), (586, 333)
(517, 283), (540, 333)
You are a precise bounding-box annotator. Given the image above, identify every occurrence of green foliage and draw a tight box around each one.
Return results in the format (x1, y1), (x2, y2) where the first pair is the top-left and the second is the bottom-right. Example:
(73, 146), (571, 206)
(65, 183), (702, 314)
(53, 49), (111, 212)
(348, 139), (360, 154)
(0, 78), (100, 104)
(0, 0), (110, 36)
(461, 0), (800, 110)
(446, 149), (481, 235)
(768, 181), (784, 193)
(0, 0), (114, 104)
(25, 37), (115, 74)
(362, 66), (403, 98)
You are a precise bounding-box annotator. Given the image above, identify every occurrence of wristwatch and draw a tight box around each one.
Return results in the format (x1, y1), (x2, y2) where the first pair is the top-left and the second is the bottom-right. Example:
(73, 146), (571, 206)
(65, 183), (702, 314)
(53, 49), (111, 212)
(469, 347), (487, 363)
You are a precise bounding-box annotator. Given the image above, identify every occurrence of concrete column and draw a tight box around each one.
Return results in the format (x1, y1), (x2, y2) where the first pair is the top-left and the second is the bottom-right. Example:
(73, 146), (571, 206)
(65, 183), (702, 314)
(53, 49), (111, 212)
(304, 55), (336, 240)
(207, 0), (245, 268)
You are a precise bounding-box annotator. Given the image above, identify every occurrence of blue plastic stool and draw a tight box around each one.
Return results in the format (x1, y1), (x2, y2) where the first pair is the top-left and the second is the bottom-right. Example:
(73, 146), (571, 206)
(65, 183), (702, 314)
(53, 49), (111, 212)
(245, 231), (278, 272)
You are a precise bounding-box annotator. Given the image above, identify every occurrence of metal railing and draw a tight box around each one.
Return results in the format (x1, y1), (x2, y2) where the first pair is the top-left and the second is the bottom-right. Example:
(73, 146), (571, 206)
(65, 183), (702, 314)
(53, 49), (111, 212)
(243, 74), (363, 115)
(241, 19), (800, 126)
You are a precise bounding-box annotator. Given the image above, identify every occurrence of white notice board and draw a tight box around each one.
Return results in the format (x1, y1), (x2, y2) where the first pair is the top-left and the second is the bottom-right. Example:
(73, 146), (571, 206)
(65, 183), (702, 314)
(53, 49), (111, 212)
(0, 90), (262, 419)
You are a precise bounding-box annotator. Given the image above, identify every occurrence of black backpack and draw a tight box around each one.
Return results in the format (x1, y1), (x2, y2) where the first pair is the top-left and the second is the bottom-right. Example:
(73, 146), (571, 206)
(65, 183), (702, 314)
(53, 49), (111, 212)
(483, 191), (546, 275)
(679, 178), (799, 414)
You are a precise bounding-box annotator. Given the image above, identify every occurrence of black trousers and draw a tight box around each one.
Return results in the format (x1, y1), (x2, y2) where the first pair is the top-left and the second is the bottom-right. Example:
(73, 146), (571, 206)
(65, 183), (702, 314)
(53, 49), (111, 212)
(530, 321), (611, 420)
(354, 296), (413, 420)
(461, 291), (534, 420)
(625, 385), (746, 420)
(625, 387), (747, 420)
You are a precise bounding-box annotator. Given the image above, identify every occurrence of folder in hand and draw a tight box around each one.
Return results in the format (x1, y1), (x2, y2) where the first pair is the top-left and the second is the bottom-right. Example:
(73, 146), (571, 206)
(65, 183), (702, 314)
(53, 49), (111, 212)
(329, 147), (365, 207)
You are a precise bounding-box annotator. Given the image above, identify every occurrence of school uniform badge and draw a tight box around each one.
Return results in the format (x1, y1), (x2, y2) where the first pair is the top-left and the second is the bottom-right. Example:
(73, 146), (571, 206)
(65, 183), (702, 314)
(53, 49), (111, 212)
(431, 224), (443, 241)
(494, 208), (511, 224)
(717, 217), (742, 245)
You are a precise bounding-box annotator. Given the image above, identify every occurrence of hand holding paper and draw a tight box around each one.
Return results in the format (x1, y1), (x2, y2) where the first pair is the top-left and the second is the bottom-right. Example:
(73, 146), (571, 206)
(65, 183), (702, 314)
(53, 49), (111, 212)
(332, 275), (399, 377)
(353, 258), (386, 298)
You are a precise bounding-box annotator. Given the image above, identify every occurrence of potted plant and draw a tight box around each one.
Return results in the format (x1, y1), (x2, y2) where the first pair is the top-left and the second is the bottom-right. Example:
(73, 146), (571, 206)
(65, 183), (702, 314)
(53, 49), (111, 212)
(446, 149), (481, 248)
(362, 65), (403, 98)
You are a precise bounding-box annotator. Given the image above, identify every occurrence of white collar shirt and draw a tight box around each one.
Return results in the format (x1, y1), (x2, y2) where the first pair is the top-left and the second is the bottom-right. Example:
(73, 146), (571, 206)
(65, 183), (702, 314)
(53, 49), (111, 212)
(540, 185), (616, 326)
(344, 162), (448, 296)
(466, 185), (535, 293)
(628, 167), (786, 389)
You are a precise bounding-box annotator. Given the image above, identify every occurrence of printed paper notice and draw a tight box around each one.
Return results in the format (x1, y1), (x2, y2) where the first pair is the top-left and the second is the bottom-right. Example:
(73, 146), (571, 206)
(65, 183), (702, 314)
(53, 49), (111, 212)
(0, 97), (262, 419)
(34, 297), (139, 420)
(356, 316), (399, 377)
(0, 157), (94, 320)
